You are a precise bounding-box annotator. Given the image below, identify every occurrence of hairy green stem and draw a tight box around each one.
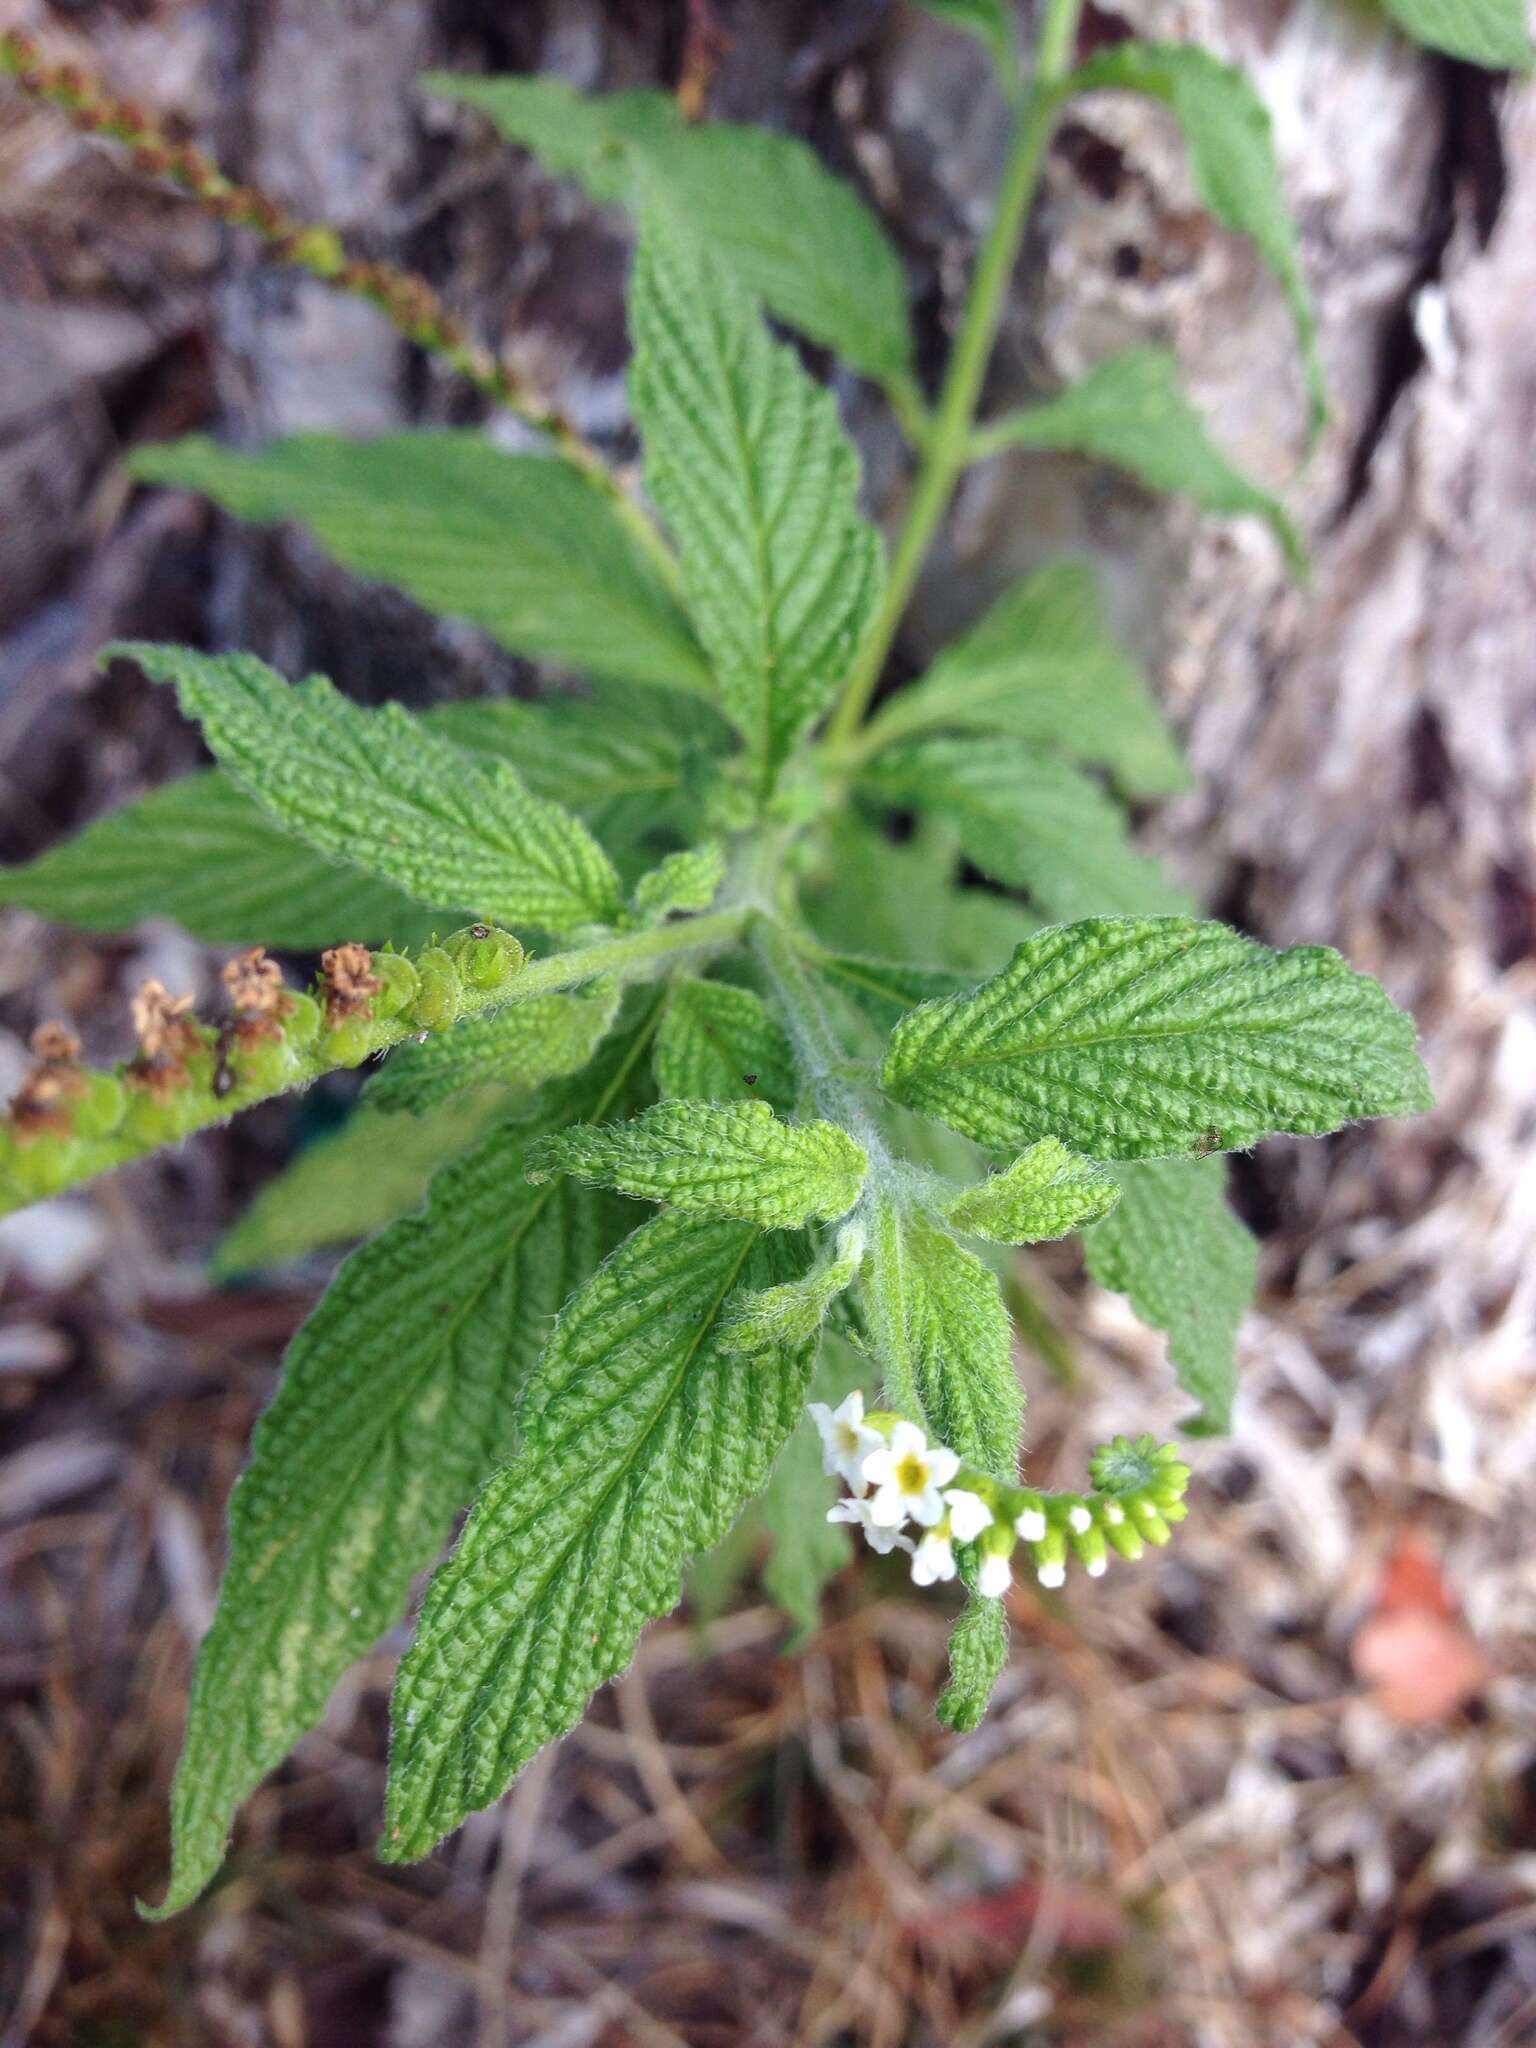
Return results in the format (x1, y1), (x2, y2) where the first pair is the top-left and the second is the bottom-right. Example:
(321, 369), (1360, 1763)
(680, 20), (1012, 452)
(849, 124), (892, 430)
(750, 916), (890, 1168)
(823, 0), (1085, 750)
(0, 907), (747, 1216)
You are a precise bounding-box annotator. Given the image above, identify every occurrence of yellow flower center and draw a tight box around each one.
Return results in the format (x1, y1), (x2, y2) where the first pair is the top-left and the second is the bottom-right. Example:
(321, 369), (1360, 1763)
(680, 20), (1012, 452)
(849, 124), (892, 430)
(897, 1453), (928, 1494)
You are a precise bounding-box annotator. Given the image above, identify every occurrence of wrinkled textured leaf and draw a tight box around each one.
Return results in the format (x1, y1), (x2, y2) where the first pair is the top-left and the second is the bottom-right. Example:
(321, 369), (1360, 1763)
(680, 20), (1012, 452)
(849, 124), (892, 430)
(367, 987), (620, 1116)
(720, 1248), (862, 1354)
(146, 1021), (655, 1916)
(632, 842), (726, 921)
(1068, 43), (1326, 432)
(1383, 0), (1532, 69)
(428, 75), (912, 380)
(629, 206), (883, 783)
(864, 1203), (1021, 1481)
(883, 915), (1434, 1160)
(863, 737), (1193, 923)
(0, 769), (446, 951)
(936, 1592), (1009, 1732)
(986, 351), (1302, 570)
(384, 1212), (814, 1860)
(131, 433), (711, 695)
(114, 644), (622, 934)
(947, 1139), (1120, 1243)
(213, 1093), (509, 1275)
(530, 1099), (867, 1227)
(1084, 1158), (1257, 1433)
(654, 978), (797, 1112)
(863, 564), (1190, 799)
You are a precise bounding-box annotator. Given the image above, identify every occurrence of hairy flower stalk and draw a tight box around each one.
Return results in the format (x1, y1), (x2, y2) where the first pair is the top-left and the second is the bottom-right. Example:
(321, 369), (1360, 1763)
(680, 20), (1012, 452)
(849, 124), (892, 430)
(811, 1397), (1191, 1594)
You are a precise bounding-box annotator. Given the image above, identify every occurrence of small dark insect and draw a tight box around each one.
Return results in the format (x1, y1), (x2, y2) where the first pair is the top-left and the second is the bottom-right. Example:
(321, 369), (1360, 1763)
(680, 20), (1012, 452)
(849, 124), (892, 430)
(1196, 1128), (1223, 1156)
(743, 1072), (758, 1087)
(211, 1022), (239, 1100)
(471, 923), (490, 939)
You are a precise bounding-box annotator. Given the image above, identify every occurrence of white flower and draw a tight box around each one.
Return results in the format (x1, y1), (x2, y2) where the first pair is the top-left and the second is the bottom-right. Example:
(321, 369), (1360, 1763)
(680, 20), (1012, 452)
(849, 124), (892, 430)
(943, 1488), (993, 1542)
(1067, 1503), (1093, 1535)
(1014, 1507), (1047, 1544)
(910, 1529), (957, 1586)
(977, 1550), (1013, 1599)
(1100, 1500), (1125, 1525)
(1036, 1561), (1067, 1590)
(809, 1391), (884, 1492)
(828, 1496), (913, 1555)
(862, 1421), (960, 1528)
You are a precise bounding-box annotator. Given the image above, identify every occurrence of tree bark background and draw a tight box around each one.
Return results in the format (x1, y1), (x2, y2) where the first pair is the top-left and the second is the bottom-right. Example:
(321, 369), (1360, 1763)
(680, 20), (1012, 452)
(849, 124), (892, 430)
(2, 3), (1534, 2043)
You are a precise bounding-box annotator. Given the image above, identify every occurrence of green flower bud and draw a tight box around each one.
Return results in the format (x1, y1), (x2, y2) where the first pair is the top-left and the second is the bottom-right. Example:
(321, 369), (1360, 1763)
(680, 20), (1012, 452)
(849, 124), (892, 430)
(408, 948), (462, 1031)
(233, 1035), (297, 1095)
(7, 1133), (80, 1200)
(1102, 1516), (1146, 1563)
(442, 924), (524, 992)
(283, 991), (323, 1048)
(371, 952), (421, 1018)
(319, 1015), (373, 1069)
(74, 1072), (127, 1139)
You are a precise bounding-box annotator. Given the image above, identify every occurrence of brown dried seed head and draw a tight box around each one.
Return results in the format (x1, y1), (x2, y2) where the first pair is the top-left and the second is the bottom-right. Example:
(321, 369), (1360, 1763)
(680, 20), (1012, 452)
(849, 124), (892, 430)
(31, 1021), (82, 1065)
(320, 942), (382, 1026)
(131, 979), (199, 1061)
(222, 947), (287, 1017)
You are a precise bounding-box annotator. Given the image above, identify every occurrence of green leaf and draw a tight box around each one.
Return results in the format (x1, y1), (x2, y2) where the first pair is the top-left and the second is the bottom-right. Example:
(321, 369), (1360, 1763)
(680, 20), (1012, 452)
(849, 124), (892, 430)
(213, 1092), (511, 1275)
(1382, 0), (1532, 69)
(0, 769), (446, 951)
(113, 644), (623, 934)
(632, 842), (726, 922)
(1084, 1158), (1257, 1433)
(1067, 43), (1326, 435)
(383, 1210), (815, 1861)
(629, 205), (883, 784)
(912, 0), (1018, 82)
(427, 76), (912, 382)
(366, 987), (620, 1116)
(946, 1138), (1120, 1243)
(812, 952), (978, 1040)
(935, 1592), (1008, 1732)
(130, 433), (711, 696)
(882, 915), (1434, 1160)
(862, 737), (1194, 923)
(805, 814), (1042, 980)
(146, 1021), (655, 1916)
(863, 564), (1190, 799)
(720, 1244), (863, 1354)
(864, 1203), (1020, 1481)
(983, 351), (1303, 571)
(529, 1099), (867, 1228)
(654, 978), (797, 1112)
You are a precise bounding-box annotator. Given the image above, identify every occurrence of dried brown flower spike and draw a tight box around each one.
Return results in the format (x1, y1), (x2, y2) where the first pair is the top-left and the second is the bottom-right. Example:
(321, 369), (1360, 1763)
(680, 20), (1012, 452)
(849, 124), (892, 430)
(319, 943), (382, 1028)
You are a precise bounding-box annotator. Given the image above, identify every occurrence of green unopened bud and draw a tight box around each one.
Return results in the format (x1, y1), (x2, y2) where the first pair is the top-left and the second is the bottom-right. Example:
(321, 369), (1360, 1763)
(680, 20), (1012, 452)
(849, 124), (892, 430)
(7, 1133), (80, 1199)
(442, 924), (524, 992)
(1103, 1516), (1146, 1563)
(122, 1089), (186, 1146)
(319, 1015), (373, 1069)
(74, 1072), (127, 1139)
(1070, 1521), (1109, 1579)
(371, 952), (421, 1018)
(409, 948), (462, 1031)
(284, 991), (323, 1048)
(233, 1035), (297, 1095)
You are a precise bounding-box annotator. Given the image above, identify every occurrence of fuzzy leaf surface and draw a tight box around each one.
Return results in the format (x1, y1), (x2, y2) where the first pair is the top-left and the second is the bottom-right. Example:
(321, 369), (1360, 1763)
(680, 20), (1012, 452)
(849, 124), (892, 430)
(986, 351), (1302, 569)
(428, 76), (912, 380)
(863, 738), (1193, 923)
(115, 644), (622, 933)
(384, 1212), (814, 1859)
(1084, 1158), (1257, 1433)
(865, 1203), (1021, 1481)
(146, 1025), (653, 1916)
(530, 1099), (867, 1227)
(632, 842), (726, 921)
(130, 433), (711, 695)
(864, 564), (1189, 798)
(0, 771), (445, 950)
(654, 978), (797, 1112)
(947, 1139), (1120, 1244)
(1383, 0), (1531, 68)
(367, 988), (620, 1116)
(629, 206), (883, 782)
(720, 1249), (862, 1354)
(214, 1093), (508, 1275)
(1067, 44), (1325, 432)
(882, 916), (1434, 1160)
(936, 1592), (1009, 1732)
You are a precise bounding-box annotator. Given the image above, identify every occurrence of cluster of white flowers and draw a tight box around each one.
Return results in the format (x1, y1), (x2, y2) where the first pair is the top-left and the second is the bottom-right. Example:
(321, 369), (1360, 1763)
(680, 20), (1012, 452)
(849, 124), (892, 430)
(811, 1391), (1008, 1594)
